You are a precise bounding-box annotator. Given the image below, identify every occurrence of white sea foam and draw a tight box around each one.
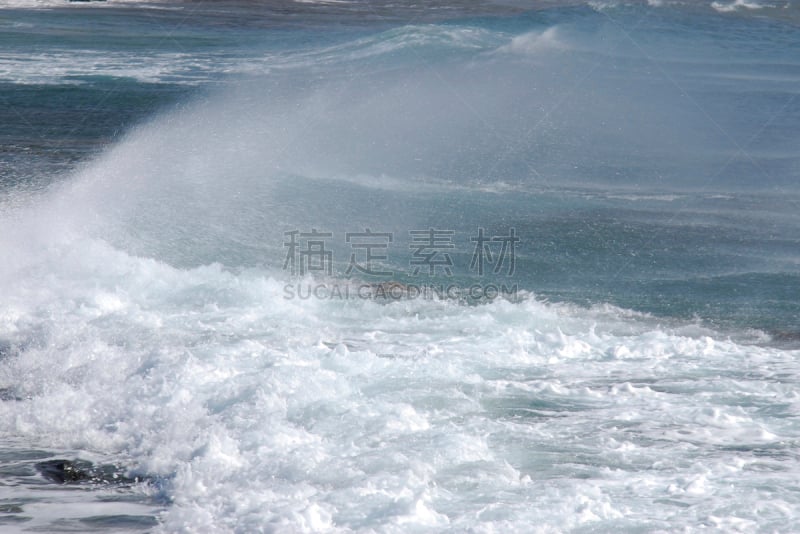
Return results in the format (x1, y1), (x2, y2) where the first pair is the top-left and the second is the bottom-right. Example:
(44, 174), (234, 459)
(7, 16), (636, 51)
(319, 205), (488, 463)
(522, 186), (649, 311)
(605, 193), (682, 201)
(294, 0), (353, 4)
(0, 0), (170, 8)
(0, 25), (499, 85)
(1, 206), (799, 531)
(496, 27), (564, 55)
(711, 0), (767, 12)
(0, 50), (261, 85)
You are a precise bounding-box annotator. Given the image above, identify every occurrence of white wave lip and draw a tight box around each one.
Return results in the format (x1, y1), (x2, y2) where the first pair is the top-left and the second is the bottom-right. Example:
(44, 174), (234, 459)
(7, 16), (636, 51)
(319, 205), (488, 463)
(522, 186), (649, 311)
(0, 0), (170, 8)
(711, 0), (768, 12)
(0, 24), (500, 85)
(495, 27), (565, 55)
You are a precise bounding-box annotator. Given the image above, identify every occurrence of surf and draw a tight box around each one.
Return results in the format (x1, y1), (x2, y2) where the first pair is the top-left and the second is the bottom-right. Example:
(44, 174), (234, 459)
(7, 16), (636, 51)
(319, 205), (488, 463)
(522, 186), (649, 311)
(1, 3), (800, 531)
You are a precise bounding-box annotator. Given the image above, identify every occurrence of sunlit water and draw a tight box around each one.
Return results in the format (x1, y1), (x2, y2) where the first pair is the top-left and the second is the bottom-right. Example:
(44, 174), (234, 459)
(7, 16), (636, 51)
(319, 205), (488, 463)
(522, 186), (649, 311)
(1, 1), (799, 531)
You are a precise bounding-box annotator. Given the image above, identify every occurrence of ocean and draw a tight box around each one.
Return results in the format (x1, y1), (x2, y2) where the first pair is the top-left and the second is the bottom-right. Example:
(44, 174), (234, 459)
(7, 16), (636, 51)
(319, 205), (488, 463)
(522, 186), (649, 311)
(1, 0), (799, 531)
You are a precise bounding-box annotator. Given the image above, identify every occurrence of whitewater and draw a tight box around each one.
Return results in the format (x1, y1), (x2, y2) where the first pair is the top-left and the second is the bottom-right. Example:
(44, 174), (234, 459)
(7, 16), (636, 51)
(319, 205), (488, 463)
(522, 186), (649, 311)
(1, 1), (799, 532)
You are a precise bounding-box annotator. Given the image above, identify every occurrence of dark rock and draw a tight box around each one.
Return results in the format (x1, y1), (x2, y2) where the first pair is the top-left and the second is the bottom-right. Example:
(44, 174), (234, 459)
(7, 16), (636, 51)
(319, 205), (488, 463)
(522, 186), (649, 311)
(35, 460), (93, 484)
(0, 389), (22, 402)
(0, 504), (24, 514)
(35, 459), (140, 486)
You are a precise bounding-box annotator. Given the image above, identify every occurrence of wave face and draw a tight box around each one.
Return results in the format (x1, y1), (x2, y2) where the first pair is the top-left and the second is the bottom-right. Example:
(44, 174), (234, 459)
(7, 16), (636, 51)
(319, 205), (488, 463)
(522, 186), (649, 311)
(1, 1), (800, 531)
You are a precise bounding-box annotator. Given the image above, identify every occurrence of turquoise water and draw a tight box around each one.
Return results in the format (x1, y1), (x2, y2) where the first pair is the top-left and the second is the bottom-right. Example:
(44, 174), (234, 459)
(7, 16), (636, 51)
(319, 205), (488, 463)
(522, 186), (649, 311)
(3, 1), (798, 337)
(1, 1), (800, 531)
